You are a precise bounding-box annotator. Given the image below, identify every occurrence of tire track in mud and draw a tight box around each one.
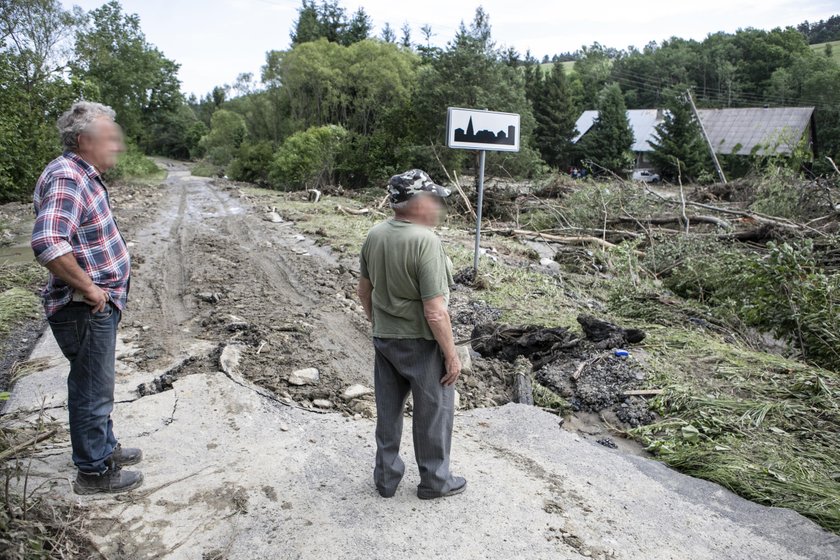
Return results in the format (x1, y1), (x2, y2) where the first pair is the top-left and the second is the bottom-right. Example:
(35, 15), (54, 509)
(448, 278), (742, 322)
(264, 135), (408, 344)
(122, 162), (373, 409)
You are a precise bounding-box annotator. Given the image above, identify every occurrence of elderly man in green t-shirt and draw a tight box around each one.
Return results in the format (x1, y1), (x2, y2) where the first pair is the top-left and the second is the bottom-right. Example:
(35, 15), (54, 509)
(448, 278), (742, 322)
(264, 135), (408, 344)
(357, 169), (467, 500)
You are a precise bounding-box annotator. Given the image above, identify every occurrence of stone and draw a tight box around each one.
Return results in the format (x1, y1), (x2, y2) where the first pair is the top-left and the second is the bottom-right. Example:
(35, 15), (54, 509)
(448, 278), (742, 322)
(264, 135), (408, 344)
(313, 399), (333, 409)
(288, 367), (320, 386)
(454, 390), (461, 410)
(264, 211), (283, 223)
(342, 384), (373, 401)
(279, 422), (290, 432)
(220, 344), (245, 375)
(197, 292), (222, 303)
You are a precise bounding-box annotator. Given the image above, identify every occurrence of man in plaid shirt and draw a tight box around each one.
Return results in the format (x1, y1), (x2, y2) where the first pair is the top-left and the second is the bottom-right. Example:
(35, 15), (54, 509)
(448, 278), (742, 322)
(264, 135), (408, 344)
(31, 101), (143, 494)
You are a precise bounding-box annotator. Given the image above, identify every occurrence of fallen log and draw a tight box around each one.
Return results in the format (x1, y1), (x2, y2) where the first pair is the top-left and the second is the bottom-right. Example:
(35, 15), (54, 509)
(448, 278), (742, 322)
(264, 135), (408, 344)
(485, 228), (646, 257)
(622, 389), (663, 397)
(610, 214), (732, 230)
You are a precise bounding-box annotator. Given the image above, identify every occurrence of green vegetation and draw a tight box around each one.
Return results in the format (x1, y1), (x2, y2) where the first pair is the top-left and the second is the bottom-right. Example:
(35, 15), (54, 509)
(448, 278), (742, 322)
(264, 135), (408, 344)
(630, 329), (840, 533)
(578, 84), (634, 173)
(269, 125), (348, 190)
(104, 145), (164, 182)
(0, 261), (43, 337)
(811, 40), (840, 65)
(649, 93), (709, 182)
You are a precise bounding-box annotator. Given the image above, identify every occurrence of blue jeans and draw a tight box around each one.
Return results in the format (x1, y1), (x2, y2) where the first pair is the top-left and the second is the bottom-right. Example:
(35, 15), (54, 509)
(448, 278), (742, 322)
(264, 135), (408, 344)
(48, 302), (120, 474)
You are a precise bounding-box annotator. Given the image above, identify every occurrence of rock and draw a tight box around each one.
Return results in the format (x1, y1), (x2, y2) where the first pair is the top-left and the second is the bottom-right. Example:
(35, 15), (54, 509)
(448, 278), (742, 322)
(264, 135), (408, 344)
(294, 234), (306, 242)
(264, 211), (283, 223)
(220, 344), (245, 375)
(539, 257), (560, 269)
(351, 400), (376, 418)
(288, 367), (320, 386)
(454, 390), (461, 410)
(313, 399), (333, 409)
(342, 384), (373, 401)
(227, 314), (250, 331)
(456, 344), (473, 375)
(197, 292), (222, 303)
(279, 422), (290, 432)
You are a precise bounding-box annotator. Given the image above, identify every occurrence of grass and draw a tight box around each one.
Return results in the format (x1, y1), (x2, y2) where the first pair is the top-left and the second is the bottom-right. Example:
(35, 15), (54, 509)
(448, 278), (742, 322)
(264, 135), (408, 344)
(629, 327), (840, 532)
(0, 262), (44, 337)
(811, 40), (840, 65)
(540, 60), (577, 75)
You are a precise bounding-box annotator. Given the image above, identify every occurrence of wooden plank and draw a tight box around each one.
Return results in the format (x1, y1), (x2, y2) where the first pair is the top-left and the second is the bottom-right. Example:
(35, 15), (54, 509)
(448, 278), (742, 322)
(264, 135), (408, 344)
(622, 389), (664, 397)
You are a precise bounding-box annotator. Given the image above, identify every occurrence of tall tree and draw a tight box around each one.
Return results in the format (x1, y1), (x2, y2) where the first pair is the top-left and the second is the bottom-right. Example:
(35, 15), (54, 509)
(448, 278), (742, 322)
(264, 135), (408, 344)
(342, 7), (371, 45)
(73, 1), (183, 148)
(400, 22), (412, 49)
(381, 22), (396, 43)
(532, 60), (578, 168)
(290, 0), (320, 45)
(649, 93), (708, 181)
(0, 0), (79, 201)
(580, 83), (634, 173)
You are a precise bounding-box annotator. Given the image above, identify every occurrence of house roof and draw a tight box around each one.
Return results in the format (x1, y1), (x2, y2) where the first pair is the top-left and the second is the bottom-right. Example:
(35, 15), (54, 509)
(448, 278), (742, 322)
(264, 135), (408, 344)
(572, 107), (815, 156)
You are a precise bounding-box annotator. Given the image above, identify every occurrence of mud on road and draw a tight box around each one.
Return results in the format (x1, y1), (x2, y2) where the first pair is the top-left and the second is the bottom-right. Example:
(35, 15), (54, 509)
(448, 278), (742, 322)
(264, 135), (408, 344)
(113, 162), (377, 415)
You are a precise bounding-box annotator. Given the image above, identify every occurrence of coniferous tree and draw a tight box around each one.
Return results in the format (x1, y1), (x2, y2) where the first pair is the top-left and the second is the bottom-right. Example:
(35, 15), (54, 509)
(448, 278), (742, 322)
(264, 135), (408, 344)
(532, 60), (578, 168)
(381, 22), (396, 43)
(580, 83), (634, 173)
(649, 93), (708, 181)
(290, 0), (320, 45)
(342, 7), (371, 45)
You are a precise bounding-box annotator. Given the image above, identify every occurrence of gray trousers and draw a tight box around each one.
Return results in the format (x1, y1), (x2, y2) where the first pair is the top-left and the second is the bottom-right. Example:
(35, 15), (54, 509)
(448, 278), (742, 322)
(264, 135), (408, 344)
(372, 337), (457, 496)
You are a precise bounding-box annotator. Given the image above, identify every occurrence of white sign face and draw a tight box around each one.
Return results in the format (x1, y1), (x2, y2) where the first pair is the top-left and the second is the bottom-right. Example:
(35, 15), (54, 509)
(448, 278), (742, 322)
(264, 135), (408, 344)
(446, 107), (521, 152)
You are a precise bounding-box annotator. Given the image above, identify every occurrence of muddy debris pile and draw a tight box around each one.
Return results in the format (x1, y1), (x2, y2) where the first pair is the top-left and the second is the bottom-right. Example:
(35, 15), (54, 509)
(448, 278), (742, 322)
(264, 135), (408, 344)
(468, 315), (657, 428)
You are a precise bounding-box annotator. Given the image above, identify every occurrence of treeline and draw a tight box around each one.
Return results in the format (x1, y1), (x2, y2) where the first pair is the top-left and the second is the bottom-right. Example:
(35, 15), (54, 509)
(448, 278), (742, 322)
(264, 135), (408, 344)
(193, 2), (840, 190)
(3, 0), (840, 202)
(798, 15), (840, 44)
(0, 0), (203, 202)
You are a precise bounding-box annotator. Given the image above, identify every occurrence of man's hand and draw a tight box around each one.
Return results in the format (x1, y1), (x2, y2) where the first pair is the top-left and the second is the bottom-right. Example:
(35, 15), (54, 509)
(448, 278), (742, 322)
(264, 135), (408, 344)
(43, 253), (109, 313)
(81, 284), (109, 313)
(441, 353), (462, 386)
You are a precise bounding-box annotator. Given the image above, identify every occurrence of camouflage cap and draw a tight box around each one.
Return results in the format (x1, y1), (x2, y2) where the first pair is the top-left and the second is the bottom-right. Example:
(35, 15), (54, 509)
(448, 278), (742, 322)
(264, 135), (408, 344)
(387, 169), (451, 204)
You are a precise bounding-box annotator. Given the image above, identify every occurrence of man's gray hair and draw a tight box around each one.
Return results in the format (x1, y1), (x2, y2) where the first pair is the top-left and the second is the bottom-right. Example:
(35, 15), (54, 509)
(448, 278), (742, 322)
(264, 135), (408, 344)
(57, 101), (117, 151)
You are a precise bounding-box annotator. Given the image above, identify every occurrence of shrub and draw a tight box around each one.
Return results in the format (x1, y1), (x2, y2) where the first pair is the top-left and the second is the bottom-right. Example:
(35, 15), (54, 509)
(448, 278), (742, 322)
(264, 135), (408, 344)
(191, 160), (222, 178)
(199, 109), (247, 166)
(269, 125), (348, 190)
(104, 144), (161, 181)
(228, 141), (274, 184)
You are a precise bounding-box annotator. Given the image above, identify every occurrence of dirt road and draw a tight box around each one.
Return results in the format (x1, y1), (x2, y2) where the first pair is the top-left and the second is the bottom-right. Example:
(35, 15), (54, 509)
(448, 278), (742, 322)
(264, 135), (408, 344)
(6, 162), (840, 559)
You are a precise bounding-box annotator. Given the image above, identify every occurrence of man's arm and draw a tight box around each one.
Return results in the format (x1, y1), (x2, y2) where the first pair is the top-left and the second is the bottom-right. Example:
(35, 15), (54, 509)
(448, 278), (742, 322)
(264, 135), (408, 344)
(45, 254), (109, 313)
(31, 176), (108, 313)
(423, 295), (461, 386)
(357, 277), (373, 323)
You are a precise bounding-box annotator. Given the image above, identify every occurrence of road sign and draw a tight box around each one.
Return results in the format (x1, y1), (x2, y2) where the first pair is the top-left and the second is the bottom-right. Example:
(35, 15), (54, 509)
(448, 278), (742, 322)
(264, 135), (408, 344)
(445, 107), (521, 273)
(446, 108), (521, 153)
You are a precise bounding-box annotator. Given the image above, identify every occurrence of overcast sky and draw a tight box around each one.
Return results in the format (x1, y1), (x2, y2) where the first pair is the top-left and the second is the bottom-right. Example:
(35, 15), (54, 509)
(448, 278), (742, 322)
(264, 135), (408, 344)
(62, 0), (840, 97)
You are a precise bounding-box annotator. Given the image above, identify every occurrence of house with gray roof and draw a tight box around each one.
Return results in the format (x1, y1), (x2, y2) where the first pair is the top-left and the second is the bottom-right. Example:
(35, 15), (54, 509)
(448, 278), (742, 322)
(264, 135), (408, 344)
(572, 106), (816, 171)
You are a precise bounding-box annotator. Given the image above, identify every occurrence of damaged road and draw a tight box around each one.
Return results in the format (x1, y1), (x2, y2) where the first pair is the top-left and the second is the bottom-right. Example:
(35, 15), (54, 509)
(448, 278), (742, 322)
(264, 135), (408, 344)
(4, 161), (840, 559)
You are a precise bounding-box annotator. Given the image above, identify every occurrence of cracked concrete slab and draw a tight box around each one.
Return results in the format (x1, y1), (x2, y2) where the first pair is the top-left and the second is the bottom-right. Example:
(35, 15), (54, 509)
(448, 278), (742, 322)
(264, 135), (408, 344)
(7, 329), (840, 560)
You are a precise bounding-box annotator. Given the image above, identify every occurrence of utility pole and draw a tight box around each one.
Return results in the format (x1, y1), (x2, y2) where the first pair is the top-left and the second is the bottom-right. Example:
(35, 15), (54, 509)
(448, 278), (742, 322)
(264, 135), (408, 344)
(686, 89), (727, 184)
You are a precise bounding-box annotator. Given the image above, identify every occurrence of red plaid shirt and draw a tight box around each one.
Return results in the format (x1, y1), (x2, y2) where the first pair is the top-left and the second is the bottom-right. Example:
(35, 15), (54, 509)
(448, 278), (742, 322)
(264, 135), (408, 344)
(31, 152), (131, 317)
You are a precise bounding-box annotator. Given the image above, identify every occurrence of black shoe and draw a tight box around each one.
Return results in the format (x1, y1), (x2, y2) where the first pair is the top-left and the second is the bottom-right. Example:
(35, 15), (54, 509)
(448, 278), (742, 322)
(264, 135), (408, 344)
(417, 477), (467, 500)
(73, 461), (144, 495)
(377, 487), (397, 498)
(111, 443), (143, 466)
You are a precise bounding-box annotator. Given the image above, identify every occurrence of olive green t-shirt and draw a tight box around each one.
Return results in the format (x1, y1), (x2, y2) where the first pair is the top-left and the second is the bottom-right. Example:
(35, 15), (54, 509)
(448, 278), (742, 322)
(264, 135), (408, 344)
(359, 219), (453, 340)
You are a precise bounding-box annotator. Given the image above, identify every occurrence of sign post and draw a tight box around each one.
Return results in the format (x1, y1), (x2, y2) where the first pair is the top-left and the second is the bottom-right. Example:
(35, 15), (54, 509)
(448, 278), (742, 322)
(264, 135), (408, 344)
(446, 107), (520, 273)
